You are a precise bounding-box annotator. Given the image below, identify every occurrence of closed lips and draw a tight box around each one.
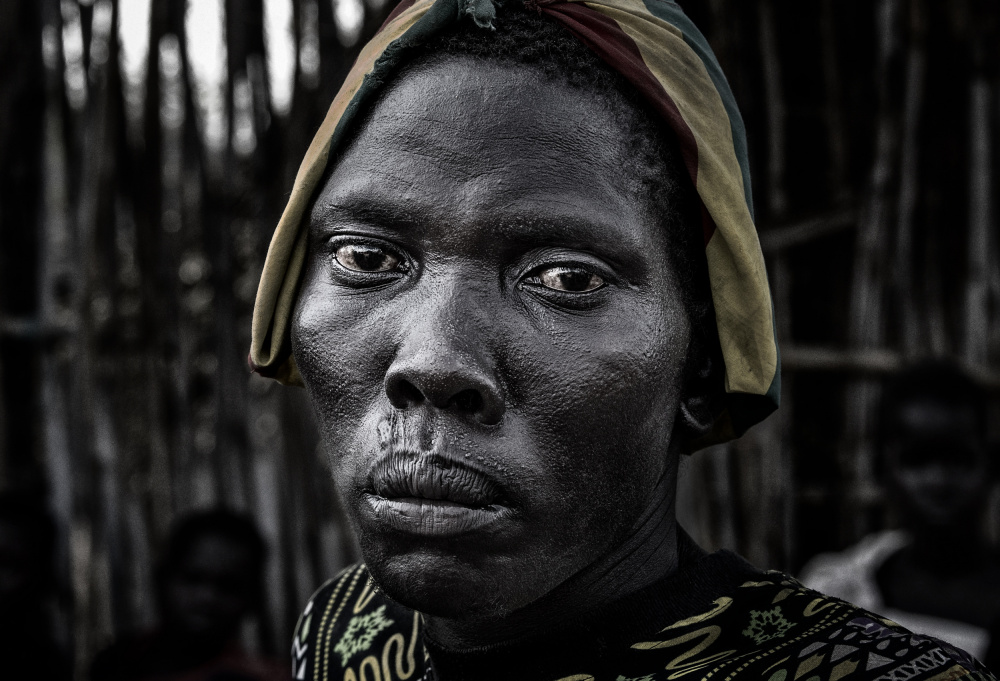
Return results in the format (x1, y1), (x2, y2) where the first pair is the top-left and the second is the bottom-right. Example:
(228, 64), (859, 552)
(369, 453), (505, 509)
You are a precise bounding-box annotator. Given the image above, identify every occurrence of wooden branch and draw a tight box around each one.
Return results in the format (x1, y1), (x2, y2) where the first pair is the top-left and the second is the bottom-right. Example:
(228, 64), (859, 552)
(757, 0), (788, 218)
(820, 0), (849, 203)
(964, 76), (992, 362)
(836, 0), (905, 541)
(893, 0), (926, 356)
(783, 345), (902, 373)
(758, 210), (856, 252)
(0, 315), (74, 339)
(782, 345), (1000, 389)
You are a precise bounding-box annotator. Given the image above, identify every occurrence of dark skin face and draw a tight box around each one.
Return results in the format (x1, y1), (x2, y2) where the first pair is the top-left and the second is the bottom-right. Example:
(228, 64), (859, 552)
(879, 399), (1000, 626)
(292, 57), (699, 647)
(161, 535), (256, 644)
(885, 400), (991, 531)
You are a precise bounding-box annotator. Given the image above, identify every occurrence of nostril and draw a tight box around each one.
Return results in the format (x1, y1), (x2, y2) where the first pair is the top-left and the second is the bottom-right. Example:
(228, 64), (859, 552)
(384, 365), (504, 424)
(449, 389), (483, 415)
(398, 380), (424, 405)
(388, 377), (425, 408)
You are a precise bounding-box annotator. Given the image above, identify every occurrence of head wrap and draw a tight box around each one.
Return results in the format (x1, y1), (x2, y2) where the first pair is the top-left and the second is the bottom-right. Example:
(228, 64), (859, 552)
(249, 0), (780, 448)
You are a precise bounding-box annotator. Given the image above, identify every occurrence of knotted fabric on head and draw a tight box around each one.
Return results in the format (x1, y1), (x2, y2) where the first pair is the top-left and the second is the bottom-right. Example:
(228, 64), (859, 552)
(249, 0), (780, 449)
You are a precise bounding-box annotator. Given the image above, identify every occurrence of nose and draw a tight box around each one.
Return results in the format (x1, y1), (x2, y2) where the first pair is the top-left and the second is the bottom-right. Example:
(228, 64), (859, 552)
(385, 357), (505, 425)
(384, 293), (505, 426)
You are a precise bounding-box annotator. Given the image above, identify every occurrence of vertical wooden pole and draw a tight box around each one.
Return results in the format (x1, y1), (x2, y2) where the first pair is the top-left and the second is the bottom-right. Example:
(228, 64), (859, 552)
(965, 77), (992, 363)
(38, 0), (78, 662)
(820, 0), (849, 204)
(757, 0), (787, 218)
(894, 0), (927, 357)
(726, 0), (791, 570)
(842, 0), (902, 543)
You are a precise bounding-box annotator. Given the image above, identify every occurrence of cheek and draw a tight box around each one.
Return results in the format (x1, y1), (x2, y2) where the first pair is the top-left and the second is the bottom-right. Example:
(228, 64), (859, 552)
(502, 295), (688, 505)
(294, 269), (383, 385)
(291, 274), (396, 461)
(516, 299), (685, 424)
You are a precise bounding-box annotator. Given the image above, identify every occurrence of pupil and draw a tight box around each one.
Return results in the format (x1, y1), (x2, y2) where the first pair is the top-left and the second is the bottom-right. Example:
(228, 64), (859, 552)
(353, 247), (385, 271)
(560, 271), (592, 291)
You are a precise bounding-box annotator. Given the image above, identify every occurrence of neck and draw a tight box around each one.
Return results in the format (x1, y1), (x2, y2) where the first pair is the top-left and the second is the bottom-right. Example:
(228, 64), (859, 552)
(423, 466), (680, 650)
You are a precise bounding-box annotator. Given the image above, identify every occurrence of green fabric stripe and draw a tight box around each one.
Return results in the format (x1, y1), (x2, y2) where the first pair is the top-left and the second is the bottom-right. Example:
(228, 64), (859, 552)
(325, 0), (459, 168)
(639, 0), (754, 220)
(640, 0), (779, 416)
(256, 0), (779, 445)
(764, 304), (782, 410)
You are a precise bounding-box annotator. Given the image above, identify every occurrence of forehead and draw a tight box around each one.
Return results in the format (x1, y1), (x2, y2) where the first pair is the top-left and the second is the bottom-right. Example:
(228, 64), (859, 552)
(311, 56), (667, 252)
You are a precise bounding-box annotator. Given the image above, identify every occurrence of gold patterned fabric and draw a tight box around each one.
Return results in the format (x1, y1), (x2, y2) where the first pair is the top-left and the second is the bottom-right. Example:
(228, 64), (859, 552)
(289, 551), (996, 681)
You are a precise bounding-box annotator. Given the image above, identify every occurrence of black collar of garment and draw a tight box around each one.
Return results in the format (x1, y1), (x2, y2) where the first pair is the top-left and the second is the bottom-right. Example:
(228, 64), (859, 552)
(422, 530), (763, 681)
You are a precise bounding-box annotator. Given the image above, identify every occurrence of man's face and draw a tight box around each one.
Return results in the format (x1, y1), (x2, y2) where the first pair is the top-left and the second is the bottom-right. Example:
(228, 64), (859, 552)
(886, 400), (991, 530)
(292, 57), (691, 618)
(162, 535), (255, 640)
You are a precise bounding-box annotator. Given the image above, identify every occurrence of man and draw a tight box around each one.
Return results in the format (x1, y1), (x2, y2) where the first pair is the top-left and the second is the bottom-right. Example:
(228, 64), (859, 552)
(90, 510), (288, 681)
(801, 361), (1000, 666)
(249, 0), (996, 678)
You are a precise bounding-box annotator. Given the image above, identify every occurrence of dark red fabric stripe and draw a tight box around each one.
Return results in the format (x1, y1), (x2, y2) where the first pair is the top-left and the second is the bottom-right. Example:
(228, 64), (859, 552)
(537, 0), (716, 244)
(378, 0), (421, 33)
(248, 352), (274, 377)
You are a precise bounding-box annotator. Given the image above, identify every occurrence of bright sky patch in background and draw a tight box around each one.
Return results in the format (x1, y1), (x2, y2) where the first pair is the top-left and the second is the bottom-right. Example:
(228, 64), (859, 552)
(185, 0), (229, 150)
(117, 0), (151, 142)
(265, 0), (297, 115)
(115, 0), (359, 144)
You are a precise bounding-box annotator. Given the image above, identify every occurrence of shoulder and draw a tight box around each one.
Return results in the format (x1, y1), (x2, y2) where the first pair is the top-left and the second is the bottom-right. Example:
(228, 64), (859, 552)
(732, 571), (993, 681)
(626, 570), (995, 681)
(291, 564), (425, 681)
(797, 531), (910, 608)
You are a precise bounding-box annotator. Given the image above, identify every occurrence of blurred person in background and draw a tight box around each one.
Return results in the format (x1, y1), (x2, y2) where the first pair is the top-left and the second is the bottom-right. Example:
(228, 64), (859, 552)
(0, 491), (71, 681)
(90, 509), (289, 681)
(800, 359), (1000, 667)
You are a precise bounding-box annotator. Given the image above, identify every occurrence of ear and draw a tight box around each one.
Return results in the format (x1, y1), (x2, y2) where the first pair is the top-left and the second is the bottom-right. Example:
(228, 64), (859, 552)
(675, 339), (725, 452)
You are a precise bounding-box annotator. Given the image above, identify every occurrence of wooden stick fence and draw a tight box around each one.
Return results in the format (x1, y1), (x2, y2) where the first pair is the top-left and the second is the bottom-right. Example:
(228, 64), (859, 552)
(1, 0), (998, 674)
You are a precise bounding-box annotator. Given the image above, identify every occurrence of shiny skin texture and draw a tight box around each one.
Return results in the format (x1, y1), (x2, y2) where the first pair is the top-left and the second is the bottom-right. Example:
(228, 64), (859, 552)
(292, 57), (695, 644)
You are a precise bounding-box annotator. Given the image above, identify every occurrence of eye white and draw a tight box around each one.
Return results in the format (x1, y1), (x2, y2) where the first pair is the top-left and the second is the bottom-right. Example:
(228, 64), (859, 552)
(538, 267), (604, 293)
(335, 244), (401, 273)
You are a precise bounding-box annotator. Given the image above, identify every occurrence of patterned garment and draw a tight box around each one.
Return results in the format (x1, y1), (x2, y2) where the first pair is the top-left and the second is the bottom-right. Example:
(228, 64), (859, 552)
(798, 531), (992, 660)
(249, 0), (779, 449)
(290, 550), (996, 681)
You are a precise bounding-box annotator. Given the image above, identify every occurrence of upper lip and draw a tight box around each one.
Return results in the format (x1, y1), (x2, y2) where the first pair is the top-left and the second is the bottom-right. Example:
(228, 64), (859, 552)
(367, 449), (506, 508)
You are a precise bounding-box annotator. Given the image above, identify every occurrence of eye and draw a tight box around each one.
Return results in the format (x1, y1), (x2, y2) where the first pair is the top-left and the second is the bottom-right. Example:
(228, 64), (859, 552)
(334, 243), (402, 273)
(537, 266), (604, 293)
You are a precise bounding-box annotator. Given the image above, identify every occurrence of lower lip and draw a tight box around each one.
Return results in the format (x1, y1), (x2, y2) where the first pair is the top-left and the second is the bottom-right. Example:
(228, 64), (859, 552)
(364, 494), (510, 537)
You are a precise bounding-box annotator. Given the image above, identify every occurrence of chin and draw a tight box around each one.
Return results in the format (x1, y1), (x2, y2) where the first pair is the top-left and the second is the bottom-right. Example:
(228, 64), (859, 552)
(361, 541), (530, 621)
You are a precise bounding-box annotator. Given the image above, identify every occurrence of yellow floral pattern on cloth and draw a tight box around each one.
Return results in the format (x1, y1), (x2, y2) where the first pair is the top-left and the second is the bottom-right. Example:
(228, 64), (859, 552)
(291, 564), (996, 681)
(741, 606), (796, 645)
(334, 605), (396, 667)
